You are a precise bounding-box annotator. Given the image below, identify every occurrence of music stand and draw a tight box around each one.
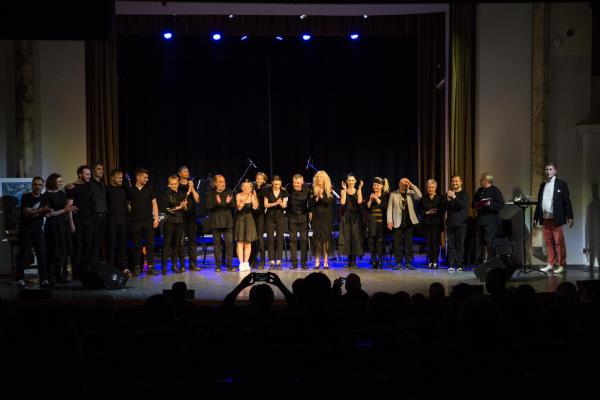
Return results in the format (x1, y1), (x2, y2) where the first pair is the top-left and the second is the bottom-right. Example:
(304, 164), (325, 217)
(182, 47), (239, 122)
(512, 200), (547, 276)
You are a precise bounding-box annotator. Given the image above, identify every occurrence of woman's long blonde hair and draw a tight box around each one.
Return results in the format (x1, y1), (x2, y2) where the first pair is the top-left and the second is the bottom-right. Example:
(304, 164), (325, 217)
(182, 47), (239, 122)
(313, 170), (333, 198)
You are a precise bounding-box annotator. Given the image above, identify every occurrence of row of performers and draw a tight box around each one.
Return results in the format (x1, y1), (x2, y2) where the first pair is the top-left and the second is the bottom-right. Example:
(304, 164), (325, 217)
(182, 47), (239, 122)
(16, 162), (519, 287)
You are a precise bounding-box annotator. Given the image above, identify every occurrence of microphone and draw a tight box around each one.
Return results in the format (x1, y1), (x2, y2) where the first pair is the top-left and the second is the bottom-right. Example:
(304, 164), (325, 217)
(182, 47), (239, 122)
(305, 156), (312, 170)
(248, 159), (257, 169)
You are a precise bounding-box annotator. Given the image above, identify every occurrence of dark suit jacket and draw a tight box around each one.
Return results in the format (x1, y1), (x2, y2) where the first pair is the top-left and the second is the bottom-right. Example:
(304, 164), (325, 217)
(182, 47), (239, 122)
(534, 178), (573, 226)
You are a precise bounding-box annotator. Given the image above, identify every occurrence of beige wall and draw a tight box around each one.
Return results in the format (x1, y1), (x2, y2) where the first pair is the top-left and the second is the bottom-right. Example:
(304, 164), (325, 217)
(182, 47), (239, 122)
(0, 40), (16, 177)
(476, 3), (532, 202)
(34, 40), (87, 181)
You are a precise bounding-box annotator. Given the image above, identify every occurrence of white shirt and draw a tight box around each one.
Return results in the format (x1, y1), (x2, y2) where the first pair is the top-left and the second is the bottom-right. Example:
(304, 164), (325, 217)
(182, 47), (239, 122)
(542, 176), (555, 218)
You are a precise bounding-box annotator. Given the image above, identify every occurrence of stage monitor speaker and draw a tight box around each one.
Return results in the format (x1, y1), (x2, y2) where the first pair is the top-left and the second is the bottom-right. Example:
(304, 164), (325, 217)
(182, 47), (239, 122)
(81, 262), (128, 290)
(474, 255), (518, 282)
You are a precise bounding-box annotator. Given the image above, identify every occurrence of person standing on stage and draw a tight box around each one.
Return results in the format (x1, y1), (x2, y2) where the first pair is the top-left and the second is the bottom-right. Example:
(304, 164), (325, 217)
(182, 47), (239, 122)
(235, 180), (259, 272)
(387, 177), (422, 270)
(533, 162), (574, 274)
(66, 165), (94, 279)
(106, 169), (129, 274)
(472, 172), (504, 264)
(128, 168), (159, 275)
(44, 174), (76, 283)
(445, 175), (468, 271)
(421, 179), (446, 269)
(16, 177), (52, 288)
(89, 162), (107, 262)
(366, 177), (389, 269)
(265, 175), (288, 270)
(205, 175), (235, 271)
(177, 166), (201, 271)
(161, 175), (188, 274)
(251, 172), (269, 269)
(309, 170), (334, 269)
(339, 174), (364, 268)
(287, 174), (312, 269)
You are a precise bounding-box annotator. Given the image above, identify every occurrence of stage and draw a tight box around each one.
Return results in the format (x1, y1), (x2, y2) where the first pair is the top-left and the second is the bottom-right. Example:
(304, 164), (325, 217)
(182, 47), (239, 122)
(1, 254), (598, 304)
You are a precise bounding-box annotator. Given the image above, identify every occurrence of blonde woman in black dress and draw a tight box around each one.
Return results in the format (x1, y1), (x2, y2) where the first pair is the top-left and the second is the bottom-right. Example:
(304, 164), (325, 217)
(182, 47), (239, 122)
(310, 170), (334, 269)
(235, 180), (259, 271)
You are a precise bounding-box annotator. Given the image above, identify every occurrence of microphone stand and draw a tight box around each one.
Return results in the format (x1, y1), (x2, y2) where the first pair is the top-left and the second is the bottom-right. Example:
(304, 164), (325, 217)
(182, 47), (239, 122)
(306, 157), (340, 199)
(233, 159), (257, 193)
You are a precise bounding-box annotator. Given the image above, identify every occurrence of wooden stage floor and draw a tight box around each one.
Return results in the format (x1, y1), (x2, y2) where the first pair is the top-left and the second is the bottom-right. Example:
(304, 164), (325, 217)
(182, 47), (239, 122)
(1, 254), (598, 303)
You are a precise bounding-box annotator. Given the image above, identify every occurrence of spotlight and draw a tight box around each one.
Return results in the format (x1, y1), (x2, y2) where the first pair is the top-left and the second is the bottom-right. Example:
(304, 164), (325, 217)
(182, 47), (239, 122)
(228, 14), (234, 19)
(275, 36), (284, 41)
(363, 14), (368, 19)
(302, 34), (311, 41)
(212, 33), (222, 41)
(350, 33), (359, 40)
(241, 35), (248, 41)
(163, 32), (173, 40)
(299, 14), (307, 20)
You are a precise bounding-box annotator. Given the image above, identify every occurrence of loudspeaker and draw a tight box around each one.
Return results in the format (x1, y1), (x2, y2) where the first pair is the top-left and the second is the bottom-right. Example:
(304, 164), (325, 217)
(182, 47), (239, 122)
(474, 255), (518, 282)
(81, 262), (128, 290)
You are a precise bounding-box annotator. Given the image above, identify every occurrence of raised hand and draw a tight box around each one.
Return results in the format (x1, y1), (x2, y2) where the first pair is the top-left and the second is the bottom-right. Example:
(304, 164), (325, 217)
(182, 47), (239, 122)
(216, 193), (222, 204)
(358, 180), (364, 189)
(226, 195), (232, 203)
(341, 181), (347, 190)
(267, 272), (283, 287)
(239, 272), (255, 288)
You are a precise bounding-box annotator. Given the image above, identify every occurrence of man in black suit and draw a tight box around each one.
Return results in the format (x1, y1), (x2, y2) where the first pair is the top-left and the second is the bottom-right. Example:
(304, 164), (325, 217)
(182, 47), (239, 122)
(472, 172), (504, 264)
(533, 162), (573, 274)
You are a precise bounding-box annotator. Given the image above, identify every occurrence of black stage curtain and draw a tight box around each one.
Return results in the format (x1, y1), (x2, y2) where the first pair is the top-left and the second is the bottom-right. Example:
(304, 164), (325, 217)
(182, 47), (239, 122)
(117, 36), (417, 190)
(115, 13), (445, 191)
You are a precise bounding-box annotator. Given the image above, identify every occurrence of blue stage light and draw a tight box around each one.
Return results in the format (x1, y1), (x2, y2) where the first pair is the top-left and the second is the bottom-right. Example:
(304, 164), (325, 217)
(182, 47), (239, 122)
(275, 36), (283, 41)
(241, 35), (248, 41)
(350, 33), (359, 40)
(163, 32), (173, 40)
(212, 33), (222, 41)
(302, 34), (311, 41)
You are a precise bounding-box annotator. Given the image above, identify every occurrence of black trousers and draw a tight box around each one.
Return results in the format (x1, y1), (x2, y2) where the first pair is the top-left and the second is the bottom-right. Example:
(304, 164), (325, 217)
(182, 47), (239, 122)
(163, 221), (183, 270)
(17, 228), (47, 281)
(368, 222), (385, 263)
(132, 219), (155, 267)
(446, 225), (466, 266)
(250, 213), (266, 264)
(424, 224), (441, 263)
(180, 218), (198, 267)
(393, 226), (414, 265)
(90, 213), (106, 262)
(475, 223), (497, 263)
(107, 217), (127, 270)
(266, 214), (286, 262)
(72, 216), (93, 277)
(212, 228), (233, 266)
(288, 213), (308, 265)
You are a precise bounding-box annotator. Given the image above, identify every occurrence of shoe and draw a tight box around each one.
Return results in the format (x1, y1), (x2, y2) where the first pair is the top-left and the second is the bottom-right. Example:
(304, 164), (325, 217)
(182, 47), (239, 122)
(276, 261), (282, 270)
(216, 266), (222, 272)
(239, 262), (250, 272)
(257, 262), (265, 270)
(268, 262), (275, 271)
(553, 266), (566, 274)
(189, 265), (200, 271)
(427, 262), (433, 269)
(133, 267), (141, 276)
(40, 280), (52, 288)
(448, 266), (455, 272)
(226, 264), (235, 272)
(301, 264), (309, 270)
(393, 265), (399, 270)
(171, 267), (180, 274)
(123, 268), (132, 276)
(324, 263), (329, 270)
(147, 266), (158, 275)
(350, 264), (359, 269)
(290, 263), (298, 270)
(457, 266), (463, 271)
(406, 264), (415, 270)
(314, 263), (320, 270)
(16, 279), (27, 288)
(541, 265), (554, 273)
(433, 263), (438, 269)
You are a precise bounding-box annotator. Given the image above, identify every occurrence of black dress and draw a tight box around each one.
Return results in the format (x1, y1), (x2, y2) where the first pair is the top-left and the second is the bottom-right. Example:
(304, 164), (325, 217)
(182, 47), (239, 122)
(338, 192), (364, 257)
(42, 191), (72, 274)
(309, 192), (334, 258)
(420, 194), (446, 264)
(235, 202), (258, 242)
